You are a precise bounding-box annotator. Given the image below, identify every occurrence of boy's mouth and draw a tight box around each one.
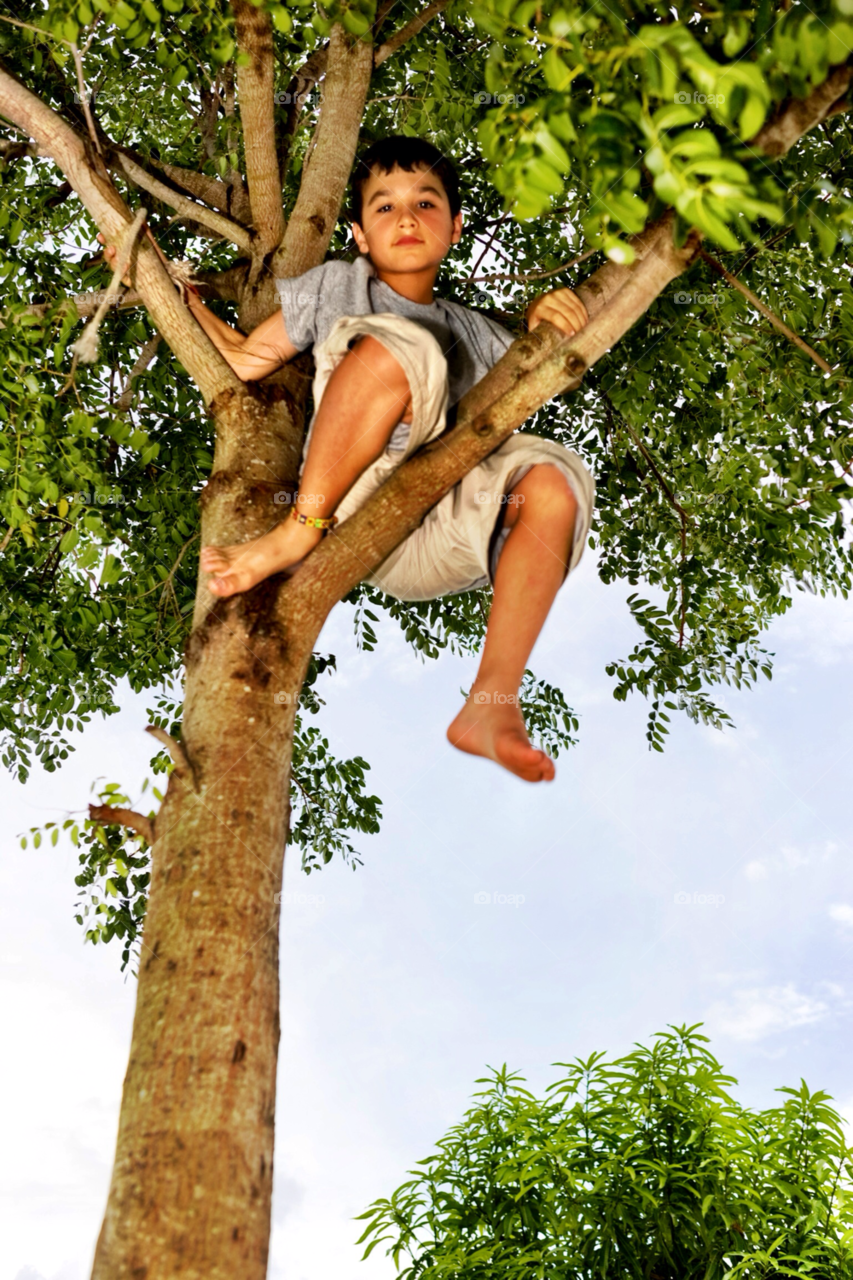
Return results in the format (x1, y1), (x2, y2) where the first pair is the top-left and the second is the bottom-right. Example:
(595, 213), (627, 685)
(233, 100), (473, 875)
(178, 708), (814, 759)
(393, 236), (423, 246)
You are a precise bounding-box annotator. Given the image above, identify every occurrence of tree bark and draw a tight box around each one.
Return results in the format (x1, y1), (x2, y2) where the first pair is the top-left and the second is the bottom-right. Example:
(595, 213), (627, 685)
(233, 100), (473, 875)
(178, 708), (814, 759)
(233, 0), (284, 262)
(0, 65), (241, 407)
(272, 23), (374, 279)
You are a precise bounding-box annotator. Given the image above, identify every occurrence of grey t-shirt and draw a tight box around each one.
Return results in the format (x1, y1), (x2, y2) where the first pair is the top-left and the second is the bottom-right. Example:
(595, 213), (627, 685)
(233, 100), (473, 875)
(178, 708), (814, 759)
(275, 254), (515, 408)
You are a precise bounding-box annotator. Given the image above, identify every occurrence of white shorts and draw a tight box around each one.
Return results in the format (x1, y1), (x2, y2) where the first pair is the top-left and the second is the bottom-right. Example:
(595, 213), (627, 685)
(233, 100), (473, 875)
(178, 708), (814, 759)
(301, 313), (596, 602)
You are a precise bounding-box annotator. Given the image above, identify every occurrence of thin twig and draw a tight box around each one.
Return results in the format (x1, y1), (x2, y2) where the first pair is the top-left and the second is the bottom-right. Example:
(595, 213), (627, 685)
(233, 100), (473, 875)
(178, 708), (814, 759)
(0, 13), (55, 38)
(89, 804), (155, 845)
(731, 224), (794, 278)
(699, 248), (836, 375)
(70, 43), (104, 160)
(292, 772), (320, 808)
(463, 212), (511, 294)
(145, 724), (197, 790)
(116, 333), (162, 412)
(375, 0), (450, 65)
(135, 532), (198, 612)
(468, 246), (599, 285)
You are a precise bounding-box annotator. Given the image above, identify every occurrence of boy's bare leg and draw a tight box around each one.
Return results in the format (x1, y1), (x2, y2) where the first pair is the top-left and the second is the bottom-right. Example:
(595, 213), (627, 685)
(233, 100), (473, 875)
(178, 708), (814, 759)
(200, 335), (413, 597)
(447, 465), (577, 783)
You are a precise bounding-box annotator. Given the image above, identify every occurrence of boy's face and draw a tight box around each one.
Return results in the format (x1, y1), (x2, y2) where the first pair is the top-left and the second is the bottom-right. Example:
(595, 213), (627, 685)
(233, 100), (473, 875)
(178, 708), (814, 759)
(351, 162), (463, 274)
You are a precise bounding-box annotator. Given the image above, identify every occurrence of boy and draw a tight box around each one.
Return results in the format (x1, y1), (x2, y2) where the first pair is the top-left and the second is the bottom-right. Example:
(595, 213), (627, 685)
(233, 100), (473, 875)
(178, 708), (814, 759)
(123, 138), (595, 782)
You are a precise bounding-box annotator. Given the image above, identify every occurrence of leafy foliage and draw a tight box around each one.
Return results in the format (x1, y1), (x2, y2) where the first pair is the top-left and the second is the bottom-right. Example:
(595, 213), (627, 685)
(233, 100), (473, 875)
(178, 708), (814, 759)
(20, 779), (154, 972)
(472, 0), (853, 255)
(2, 0), (853, 966)
(357, 1025), (853, 1279)
(291, 722), (381, 872)
(349, 583), (491, 659)
(19, 653), (382, 962)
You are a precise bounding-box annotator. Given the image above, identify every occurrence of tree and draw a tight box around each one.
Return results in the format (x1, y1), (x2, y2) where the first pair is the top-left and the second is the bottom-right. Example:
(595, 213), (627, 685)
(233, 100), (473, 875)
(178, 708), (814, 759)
(357, 1025), (853, 1279)
(0, 0), (851, 1274)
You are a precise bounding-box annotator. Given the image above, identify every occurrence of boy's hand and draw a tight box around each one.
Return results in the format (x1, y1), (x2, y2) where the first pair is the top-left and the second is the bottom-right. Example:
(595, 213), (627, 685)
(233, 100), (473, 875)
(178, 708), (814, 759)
(97, 232), (132, 286)
(525, 287), (588, 338)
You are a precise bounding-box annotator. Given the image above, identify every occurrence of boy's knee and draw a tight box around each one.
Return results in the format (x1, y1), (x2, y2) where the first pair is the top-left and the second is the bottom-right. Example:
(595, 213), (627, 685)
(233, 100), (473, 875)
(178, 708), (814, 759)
(344, 333), (414, 422)
(347, 334), (410, 389)
(516, 465), (577, 520)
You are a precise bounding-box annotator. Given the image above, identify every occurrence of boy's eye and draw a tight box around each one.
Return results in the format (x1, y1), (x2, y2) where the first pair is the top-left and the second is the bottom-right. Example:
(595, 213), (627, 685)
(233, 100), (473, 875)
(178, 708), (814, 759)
(376, 201), (437, 213)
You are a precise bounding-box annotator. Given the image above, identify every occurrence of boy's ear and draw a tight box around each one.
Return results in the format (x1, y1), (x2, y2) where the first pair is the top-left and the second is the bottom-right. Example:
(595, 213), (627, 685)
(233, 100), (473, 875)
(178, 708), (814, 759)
(351, 221), (370, 256)
(450, 211), (463, 246)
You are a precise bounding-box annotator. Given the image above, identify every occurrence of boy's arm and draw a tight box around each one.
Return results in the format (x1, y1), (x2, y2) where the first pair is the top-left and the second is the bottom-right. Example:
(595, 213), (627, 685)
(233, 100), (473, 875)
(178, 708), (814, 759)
(186, 293), (300, 382)
(525, 286), (589, 339)
(99, 235), (299, 381)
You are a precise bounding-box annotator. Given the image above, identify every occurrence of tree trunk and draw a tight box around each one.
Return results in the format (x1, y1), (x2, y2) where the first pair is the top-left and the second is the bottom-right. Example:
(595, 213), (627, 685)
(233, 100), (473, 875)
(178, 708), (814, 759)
(91, 370), (319, 1277)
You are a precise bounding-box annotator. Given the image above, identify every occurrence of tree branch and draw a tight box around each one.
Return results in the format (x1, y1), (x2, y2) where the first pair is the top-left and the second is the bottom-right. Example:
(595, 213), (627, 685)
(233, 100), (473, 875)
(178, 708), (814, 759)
(147, 156), (252, 225)
(278, 55), (851, 635)
(749, 59), (853, 157)
(89, 804), (155, 845)
(274, 24), (374, 279)
(27, 261), (248, 318)
(276, 45), (328, 187)
(0, 62), (242, 405)
(699, 248), (836, 374)
(146, 724), (198, 790)
(113, 150), (254, 251)
(117, 333), (162, 412)
(375, 0), (450, 65)
(232, 0), (284, 262)
(69, 42), (105, 165)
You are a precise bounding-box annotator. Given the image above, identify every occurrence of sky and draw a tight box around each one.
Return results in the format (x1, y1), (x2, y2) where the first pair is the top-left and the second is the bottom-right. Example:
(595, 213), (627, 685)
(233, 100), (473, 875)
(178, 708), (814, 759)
(2, 544), (853, 1280)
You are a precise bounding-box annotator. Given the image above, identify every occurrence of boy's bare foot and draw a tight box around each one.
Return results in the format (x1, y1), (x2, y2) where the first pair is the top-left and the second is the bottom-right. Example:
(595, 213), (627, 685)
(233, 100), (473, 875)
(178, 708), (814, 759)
(446, 689), (555, 783)
(200, 519), (323, 598)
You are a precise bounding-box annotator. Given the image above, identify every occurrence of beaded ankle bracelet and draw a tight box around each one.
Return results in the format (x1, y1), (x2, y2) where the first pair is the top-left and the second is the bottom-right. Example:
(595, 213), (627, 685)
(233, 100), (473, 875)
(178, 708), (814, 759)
(289, 505), (338, 531)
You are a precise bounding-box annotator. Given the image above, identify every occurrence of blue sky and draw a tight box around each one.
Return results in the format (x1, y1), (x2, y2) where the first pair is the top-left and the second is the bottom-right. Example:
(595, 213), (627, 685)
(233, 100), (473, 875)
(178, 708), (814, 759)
(2, 545), (852, 1280)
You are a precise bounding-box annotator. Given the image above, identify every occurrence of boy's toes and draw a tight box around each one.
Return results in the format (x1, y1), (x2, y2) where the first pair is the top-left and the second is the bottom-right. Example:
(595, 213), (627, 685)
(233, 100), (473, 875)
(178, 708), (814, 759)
(208, 572), (243, 599)
(200, 545), (228, 572)
(493, 730), (555, 783)
(519, 748), (554, 783)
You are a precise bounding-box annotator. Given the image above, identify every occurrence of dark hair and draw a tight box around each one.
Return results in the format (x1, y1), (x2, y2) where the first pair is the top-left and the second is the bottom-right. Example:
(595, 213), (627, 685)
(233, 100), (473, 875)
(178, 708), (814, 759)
(347, 136), (461, 226)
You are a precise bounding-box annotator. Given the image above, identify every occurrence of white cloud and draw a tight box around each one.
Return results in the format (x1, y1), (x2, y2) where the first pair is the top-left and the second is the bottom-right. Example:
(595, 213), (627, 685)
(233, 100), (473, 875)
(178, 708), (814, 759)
(829, 903), (853, 928)
(780, 844), (811, 870)
(742, 842), (841, 883)
(707, 983), (835, 1042)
